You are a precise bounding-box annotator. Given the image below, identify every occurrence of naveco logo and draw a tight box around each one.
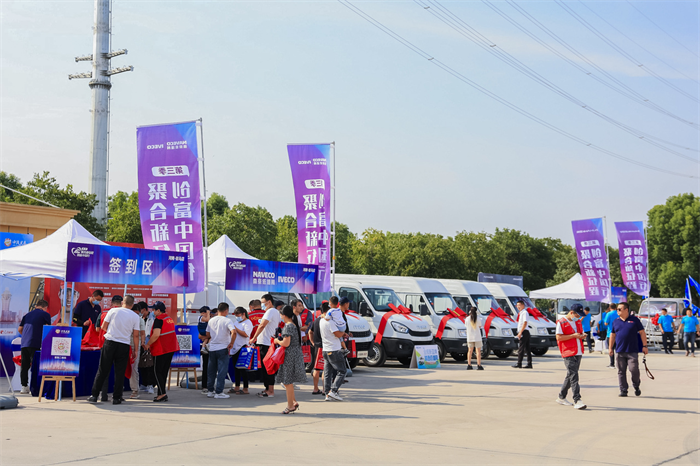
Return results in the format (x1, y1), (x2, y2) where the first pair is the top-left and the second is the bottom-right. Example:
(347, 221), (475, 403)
(71, 246), (94, 258)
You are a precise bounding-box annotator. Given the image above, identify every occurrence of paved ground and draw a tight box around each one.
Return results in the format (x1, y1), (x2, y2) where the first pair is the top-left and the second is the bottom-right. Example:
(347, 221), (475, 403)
(1, 350), (698, 465)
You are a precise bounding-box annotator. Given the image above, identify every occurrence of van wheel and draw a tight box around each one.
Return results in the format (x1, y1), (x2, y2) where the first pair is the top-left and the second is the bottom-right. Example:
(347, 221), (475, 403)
(435, 340), (447, 362)
(480, 341), (490, 359)
(451, 352), (468, 362)
(493, 350), (512, 359)
(397, 356), (412, 366)
(532, 347), (549, 356)
(363, 342), (387, 367)
(348, 358), (359, 369)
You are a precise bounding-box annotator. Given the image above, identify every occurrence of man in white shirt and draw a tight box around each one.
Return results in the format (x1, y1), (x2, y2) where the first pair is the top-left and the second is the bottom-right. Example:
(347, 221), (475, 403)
(321, 314), (347, 402)
(88, 295), (141, 405)
(249, 293), (281, 397)
(205, 302), (236, 399)
(512, 300), (533, 369)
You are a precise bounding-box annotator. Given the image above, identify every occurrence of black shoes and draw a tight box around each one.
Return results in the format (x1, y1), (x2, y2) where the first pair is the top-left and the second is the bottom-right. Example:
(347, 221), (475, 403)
(523, 365), (533, 369)
(113, 399), (122, 405)
(664, 350), (669, 354)
(512, 364), (533, 369)
(87, 396), (98, 403)
(466, 365), (473, 370)
(477, 365), (484, 371)
(101, 396), (108, 402)
(512, 365), (521, 368)
(619, 391), (628, 397)
(669, 350), (673, 354)
(635, 388), (641, 396)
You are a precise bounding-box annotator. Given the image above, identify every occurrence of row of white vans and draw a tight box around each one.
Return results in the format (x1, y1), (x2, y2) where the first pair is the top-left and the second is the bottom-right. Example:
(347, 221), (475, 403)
(191, 274), (559, 368)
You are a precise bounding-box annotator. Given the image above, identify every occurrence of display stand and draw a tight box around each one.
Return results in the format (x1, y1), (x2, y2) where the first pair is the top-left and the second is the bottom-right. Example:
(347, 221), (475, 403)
(38, 376), (76, 402)
(169, 368), (198, 390)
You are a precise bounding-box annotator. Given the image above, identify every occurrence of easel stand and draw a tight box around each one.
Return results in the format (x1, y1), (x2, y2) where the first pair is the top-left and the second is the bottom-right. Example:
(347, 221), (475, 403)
(168, 368), (198, 390)
(38, 376), (76, 402)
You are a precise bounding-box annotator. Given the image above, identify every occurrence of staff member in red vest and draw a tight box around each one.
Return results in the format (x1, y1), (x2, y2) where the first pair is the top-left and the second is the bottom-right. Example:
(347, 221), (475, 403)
(144, 302), (180, 402)
(555, 303), (587, 410)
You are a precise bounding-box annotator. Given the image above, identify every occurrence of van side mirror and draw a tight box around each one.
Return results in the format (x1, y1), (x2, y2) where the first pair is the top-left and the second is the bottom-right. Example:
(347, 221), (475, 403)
(419, 304), (430, 316)
(359, 302), (371, 316)
(408, 304), (414, 313)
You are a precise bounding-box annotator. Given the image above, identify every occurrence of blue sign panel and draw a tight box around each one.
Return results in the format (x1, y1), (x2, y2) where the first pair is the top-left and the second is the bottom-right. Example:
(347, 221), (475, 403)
(38, 326), (82, 377)
(0, 232), (33, 250)
(225, 258), (317, 294)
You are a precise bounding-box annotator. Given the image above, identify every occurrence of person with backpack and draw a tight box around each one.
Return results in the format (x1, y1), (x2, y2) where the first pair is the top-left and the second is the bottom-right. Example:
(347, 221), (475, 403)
(555, 304), (587, 410)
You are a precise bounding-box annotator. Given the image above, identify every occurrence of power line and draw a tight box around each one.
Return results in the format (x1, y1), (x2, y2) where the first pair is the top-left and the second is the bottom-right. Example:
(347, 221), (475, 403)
(625, 0), (699, 59)
(335, 0), (698, 179)
(555, 0), (699, 103)
(416, 0), (698, 162)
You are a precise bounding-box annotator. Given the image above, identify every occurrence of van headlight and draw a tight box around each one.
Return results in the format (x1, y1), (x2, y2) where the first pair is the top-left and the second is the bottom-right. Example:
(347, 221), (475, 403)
(538, 328), (548, 335)
(391, 322), (409, 334)
(502, 329), (512, 337)
(458, 329), (467, 338)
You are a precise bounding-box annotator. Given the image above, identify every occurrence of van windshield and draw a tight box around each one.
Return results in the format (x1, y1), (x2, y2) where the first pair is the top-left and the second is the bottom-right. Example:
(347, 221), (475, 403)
(557, 299), (602, 315)
(298, 292), (334, 311)
(364, 288), (403, 312)
(508, 296), (535, 310)
(497, 299), (515, 316)
(425, 293), (458, 315)
(639, 301), (680, 317)
(472, 295), (500, 315)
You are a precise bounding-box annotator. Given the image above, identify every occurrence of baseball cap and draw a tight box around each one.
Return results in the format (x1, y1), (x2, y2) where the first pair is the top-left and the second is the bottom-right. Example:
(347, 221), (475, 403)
(149, 301), (166, 312)
(570, 303), (584, 315)
(111, 295), (123, 303)
(339, 297), (350, 305)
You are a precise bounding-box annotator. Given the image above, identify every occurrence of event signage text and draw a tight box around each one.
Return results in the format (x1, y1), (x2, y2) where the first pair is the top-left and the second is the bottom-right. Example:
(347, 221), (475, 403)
(610, 286), (628, 303)
(225, 258), (317, 294)
(477, 272), (524, 288)
(171, 325), (201, 369)
(614, 221), (649, 298)
(38, 326), (81, 377)
(0, 232), (33, 250)
(66, 242), (188, 288)
(409, 345), (441, 369)
(571, 218), (611, 302)
(136, 121), (204, 293)
(287, 144), (331, 292)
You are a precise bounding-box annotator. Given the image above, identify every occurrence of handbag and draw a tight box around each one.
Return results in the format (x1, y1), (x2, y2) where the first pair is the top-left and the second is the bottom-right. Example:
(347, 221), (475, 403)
(236, 347), (254, 369)
(314, 347), (325, 371)
(139, 348), (154, 368)
(248, 347), (261, 371)
(302, 345), (312, 364)
(264, 344), (284, 374)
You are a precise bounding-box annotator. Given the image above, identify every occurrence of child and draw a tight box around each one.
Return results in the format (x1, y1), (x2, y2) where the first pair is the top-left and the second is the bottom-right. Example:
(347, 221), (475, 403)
(325, 297), (350, 356)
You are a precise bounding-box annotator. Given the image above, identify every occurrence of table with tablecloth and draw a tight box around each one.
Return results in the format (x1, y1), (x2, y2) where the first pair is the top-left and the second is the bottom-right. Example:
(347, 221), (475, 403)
(30, 349), (130, 398)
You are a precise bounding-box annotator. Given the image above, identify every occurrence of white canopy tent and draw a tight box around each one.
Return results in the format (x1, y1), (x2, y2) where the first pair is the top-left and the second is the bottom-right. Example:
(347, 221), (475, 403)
(529, 273), (586, 300)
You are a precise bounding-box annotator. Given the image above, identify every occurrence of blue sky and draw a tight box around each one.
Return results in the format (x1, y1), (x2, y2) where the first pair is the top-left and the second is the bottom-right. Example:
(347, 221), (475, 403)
(2, 0), (698, 248)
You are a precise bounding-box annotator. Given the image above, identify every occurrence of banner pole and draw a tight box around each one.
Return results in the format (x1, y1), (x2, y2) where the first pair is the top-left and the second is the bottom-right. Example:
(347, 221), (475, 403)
(603, 216), (611, 303)
(644, 220), (650, 298)
(62, 279), (68, 324)
(198, 118), (210, 308)
(68, 282), (75, 325)
(182, 287), (187, 324)
(331, 141), (336, 293)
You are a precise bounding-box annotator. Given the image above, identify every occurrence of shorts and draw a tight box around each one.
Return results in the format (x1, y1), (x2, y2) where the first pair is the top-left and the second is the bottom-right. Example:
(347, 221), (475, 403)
(468, 341), (483, 349)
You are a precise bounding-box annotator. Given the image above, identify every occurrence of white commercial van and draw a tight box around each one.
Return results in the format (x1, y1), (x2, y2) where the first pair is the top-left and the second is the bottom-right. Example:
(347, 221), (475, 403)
(638, 298), (686, 349)
(439, 280), (518, 359)
(555, 299), (604, 334)
(483, 283), (557, 356)
(335, 277), (434, 366)
(343, 275), (469, 362)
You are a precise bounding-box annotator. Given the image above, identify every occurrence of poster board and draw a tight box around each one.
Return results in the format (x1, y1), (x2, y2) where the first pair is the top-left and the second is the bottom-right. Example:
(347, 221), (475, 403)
(170, 325), (201, 368)
(409, 345), (441, 369)
(38, 326), (81, 376)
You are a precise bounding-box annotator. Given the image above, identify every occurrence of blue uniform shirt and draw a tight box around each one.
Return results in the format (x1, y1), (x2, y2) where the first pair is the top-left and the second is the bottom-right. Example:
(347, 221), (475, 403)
(611, 315), (644, 353)
(657, 314), (674, 333)
(605, 311), (619, 334)
(581, 314), (592, 332)
(19, 308), (52, 349)
(72, 298), (101, 326)
(681, 316), (699, 333)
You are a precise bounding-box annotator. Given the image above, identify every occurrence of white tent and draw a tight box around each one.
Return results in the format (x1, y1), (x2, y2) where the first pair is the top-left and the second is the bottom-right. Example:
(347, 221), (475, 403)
(529, 273), (585, 300)
(0, 220), (107, 280)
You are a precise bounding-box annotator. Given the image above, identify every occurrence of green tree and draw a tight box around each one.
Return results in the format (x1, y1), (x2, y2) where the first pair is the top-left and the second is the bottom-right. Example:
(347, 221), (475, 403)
(106, 191), (143, 243)
(207, 203), (278, 260)
(276, 215), (298, 262)
(0, 172), (23, 202)
(334, 222), (357, 274)
(352, 228), (390, 275)
(647, 193), (700, 297)
(206, 192), (229, 218)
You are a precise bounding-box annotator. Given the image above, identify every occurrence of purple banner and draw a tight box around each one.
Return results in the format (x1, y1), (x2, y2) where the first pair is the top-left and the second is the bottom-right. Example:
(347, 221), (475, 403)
(572, 218), (611, 302)
(615, 221), (649, 297)
(225, 258), (317, 294)
(137, 121), (204, 293)
(287, 144), (331, 292)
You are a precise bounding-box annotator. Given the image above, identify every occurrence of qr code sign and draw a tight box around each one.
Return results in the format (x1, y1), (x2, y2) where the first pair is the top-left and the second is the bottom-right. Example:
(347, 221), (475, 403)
(51, 337), (71, 356)
(177, 335), (192, 351)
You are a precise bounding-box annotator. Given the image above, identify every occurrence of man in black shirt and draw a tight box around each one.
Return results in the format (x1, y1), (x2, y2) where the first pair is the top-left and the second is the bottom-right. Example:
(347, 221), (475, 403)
(72, 290), (104, 337)
(307, 303), (329, 395)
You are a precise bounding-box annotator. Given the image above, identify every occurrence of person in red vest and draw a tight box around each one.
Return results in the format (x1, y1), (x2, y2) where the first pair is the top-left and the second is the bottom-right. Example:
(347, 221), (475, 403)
(248, 299), (265, 340)
(144, 302), (180, 402)
(555, 303), (587, 410)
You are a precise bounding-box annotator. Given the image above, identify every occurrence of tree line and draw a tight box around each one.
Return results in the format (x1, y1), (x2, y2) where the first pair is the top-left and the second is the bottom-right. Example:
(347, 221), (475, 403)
(1, 171), (697, 301)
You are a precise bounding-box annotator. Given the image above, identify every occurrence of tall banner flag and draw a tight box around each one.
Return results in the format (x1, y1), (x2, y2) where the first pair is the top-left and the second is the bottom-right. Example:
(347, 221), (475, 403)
(287, 144), (331, 292)
(572, 218), (611, 302)
(614, 221), (649, 298)
(137, 121), (204, 293)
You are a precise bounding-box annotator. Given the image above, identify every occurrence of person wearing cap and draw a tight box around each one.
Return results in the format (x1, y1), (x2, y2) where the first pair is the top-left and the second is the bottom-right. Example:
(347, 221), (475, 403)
(145, 301), (180, 402)
(609, 303), (648, 397)
(197, 306), (211, 393)
(555, 304), (587, 409)
(88, 295), (141, 405)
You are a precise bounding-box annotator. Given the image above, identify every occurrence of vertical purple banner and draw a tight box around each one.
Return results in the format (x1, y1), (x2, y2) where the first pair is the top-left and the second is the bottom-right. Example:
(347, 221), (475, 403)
(615, 221), (649, 298)
(287, 144), (331, 293)
(572, 218), (611, 302)
(137, 121), (204, 293)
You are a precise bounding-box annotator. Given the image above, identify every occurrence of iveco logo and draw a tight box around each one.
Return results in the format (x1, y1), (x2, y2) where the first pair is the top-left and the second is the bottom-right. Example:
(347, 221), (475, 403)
(298, 160), (311, 165)
(147, 144), (164, 149)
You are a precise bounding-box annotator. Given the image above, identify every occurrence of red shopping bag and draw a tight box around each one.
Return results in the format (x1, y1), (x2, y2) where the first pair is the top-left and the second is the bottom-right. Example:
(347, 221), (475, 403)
(302, 345), (312, 364)
(81, 321), (102, 349)
(125, 347), (134, 379)
(314, 347), (325, 371)
(264, 345), (284, 374)
(348, 340), (357, 359)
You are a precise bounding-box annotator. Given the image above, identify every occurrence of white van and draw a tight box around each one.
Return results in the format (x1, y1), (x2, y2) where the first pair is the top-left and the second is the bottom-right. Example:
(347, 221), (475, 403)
(638, 298), (686, 348)
(439, 280), (518, 359)
(482, 283), (557, 356)
(556, 299), (604, 334)
(342, 275), (469, 362)
(335, 277), (434, 366)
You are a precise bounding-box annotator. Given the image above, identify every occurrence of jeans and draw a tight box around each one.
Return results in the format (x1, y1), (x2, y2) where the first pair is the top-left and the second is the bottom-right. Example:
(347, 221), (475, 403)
(616, 352), (640, 393)
(257, 345), (276, 390)
(207, 349), (230, 394)
(559, 355), (582, 402)
(516, 330), (532, 367)
(584, 331), (593, 352)
(607, 338), (615, 365)
(153, 352), (174, 396)
(129, 346), (141, 393)
(662, 332), (675, 352)
(20, 347), (38, 387)
(684, 332), (697, 354)
(323, 350), (347, 394)
(91, 339), (130, 400)
(231, 349), (249, 389)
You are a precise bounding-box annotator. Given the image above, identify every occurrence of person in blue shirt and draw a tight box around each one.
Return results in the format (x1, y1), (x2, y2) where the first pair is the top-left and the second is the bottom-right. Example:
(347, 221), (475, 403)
(609, 302), (648, 397)
(581, 307), (593, 353)
(604, 305), (619, 368)
(657, 308), (676, 354)
(18, 300), (52, 394)
(678, 308), (700, 357)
